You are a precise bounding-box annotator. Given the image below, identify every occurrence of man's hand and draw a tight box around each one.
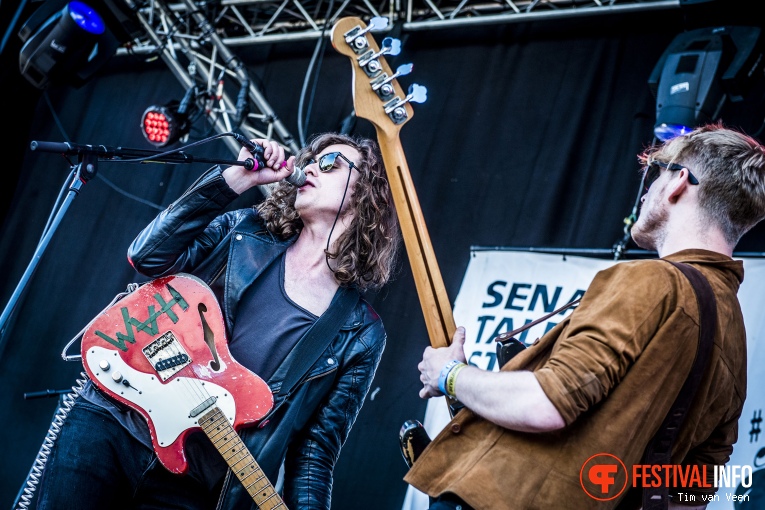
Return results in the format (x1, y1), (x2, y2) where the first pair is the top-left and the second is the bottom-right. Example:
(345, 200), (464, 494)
(417, 327), (467, 399)
(223, 138), (296, 194)
(416, 326), (566, 432)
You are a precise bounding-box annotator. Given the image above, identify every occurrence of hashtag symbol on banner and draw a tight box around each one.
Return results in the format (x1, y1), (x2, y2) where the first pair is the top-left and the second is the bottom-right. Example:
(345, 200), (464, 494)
(750, 409), (762, 442)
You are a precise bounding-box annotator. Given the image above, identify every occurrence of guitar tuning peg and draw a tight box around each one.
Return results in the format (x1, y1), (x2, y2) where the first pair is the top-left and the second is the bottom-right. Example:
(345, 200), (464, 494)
(358, 37), (403, 77)
(371, 63), (414, 99)
(396, 64), (414, 76)
(383, 83), (428, 124)
(382, 37), (402, 57)
(369, 16), (390, 31)
(343, 17), (390, 54)
(407, 84), (428, 104)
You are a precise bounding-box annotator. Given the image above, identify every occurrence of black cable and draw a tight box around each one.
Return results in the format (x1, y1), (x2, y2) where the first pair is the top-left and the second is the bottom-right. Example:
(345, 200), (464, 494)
(612, 137), (658, 260)
(0, 0), (28, 55)
(297, 0), (335, 146)
(303, 10), (332, 137)
(96, 175), (165, 210)
(107, 132), (235, 164)
(325, 165), (354, 275)
(42, 91), (166, 210)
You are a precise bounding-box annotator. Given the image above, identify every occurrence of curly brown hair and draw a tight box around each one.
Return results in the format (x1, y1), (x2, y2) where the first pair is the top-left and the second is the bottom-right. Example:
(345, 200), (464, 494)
(257, 132), (400, 292)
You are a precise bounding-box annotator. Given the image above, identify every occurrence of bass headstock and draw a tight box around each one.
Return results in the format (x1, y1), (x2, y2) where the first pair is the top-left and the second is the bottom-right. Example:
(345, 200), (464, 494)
(331, 16), (427, 140)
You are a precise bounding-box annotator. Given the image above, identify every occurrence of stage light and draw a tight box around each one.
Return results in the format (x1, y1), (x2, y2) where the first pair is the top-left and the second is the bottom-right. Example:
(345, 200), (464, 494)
(648, 26), (763, 141)
(18, 0), (121, 90)
(141, 104), (189, 147)
(141, 87), (198, 147)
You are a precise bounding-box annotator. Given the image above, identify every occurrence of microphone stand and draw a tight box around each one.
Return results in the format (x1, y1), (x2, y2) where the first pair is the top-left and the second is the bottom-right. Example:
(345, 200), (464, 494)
(0, 140), (254, 348)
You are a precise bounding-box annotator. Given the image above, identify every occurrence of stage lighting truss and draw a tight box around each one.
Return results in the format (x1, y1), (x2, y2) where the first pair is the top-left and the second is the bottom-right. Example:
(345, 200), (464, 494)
(122, 0), (680, 48)
(115, 0), (679, 157)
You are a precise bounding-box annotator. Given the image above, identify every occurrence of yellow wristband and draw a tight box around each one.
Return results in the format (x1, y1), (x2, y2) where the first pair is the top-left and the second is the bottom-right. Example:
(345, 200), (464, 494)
(445, 363), (468, 397)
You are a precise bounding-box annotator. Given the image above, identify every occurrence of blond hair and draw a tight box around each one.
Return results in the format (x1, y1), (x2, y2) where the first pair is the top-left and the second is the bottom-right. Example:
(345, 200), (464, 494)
(639, 122), (765, 244)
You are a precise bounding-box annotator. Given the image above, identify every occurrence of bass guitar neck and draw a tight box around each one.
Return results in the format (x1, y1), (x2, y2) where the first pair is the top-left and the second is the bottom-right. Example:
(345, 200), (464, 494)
(330, 17), (456, 349)
(377, 134), (456, 348)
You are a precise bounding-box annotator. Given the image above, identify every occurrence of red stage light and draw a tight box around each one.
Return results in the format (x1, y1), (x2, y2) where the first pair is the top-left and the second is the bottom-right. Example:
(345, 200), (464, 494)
(140, 105), (187, 147)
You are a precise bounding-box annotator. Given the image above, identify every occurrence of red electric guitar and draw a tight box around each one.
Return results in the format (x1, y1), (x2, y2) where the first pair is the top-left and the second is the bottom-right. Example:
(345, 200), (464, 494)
(80, 273), (286, 509)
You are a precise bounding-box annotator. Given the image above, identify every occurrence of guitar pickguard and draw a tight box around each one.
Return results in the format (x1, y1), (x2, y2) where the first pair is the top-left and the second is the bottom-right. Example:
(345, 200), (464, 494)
(86, 345), (236, 447)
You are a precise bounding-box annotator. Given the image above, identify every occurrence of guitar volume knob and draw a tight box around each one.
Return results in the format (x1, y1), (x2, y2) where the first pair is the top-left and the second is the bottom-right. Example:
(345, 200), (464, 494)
(99, 360), (111, 371)
(112, 371), (123, 383)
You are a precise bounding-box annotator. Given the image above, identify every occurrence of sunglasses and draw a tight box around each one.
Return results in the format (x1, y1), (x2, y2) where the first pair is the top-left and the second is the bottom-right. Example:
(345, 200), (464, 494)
(303, 152), (357, 173)
(643, 160), (700, 191)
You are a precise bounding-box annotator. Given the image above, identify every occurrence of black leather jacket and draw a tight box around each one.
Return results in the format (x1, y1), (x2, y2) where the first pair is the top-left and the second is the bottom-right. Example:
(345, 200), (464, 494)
(127, 167), (387, 510)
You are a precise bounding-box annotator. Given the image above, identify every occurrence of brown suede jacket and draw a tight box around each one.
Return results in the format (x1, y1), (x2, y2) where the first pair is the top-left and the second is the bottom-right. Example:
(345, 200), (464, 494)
(405, 250), (746, 510)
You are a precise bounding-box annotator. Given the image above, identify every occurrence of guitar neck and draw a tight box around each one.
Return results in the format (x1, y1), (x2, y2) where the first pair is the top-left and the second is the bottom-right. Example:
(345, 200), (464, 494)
(200, 407), (286, 510)
(378, 134), (456, 348)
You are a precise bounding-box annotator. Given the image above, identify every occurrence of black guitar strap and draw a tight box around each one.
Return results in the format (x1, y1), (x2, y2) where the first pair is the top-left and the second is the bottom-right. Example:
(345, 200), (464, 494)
(277, 285), (360, 397)
(642, 261), (717, 510)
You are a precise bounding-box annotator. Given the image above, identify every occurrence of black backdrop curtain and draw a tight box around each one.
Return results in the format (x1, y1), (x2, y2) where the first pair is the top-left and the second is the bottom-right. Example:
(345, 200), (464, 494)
(2, 6), (765, 510)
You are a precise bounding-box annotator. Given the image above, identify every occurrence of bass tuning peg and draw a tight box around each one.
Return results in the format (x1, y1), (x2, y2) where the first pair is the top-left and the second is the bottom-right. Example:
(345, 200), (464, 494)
(383, 83), (428, 124)
(343, 16), (390, 53)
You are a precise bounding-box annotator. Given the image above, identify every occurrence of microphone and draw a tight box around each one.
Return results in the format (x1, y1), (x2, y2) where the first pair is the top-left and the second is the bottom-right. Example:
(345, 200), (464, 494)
(231, 133), (306, 187)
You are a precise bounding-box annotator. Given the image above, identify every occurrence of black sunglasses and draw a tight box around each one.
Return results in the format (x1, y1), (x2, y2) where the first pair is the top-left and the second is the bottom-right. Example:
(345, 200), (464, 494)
(303, 152), (357, 173)
(643, 160), (700, 191)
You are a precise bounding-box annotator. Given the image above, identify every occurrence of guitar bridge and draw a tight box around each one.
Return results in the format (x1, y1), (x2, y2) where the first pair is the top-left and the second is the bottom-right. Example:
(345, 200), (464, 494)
(143, 331), (192, 381)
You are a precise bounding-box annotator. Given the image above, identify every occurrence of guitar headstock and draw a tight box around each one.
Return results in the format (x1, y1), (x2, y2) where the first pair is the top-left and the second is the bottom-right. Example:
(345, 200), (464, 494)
(331, 16), (427, 140)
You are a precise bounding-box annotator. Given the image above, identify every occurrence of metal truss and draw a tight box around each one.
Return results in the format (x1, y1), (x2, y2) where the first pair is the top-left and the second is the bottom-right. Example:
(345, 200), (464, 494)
(116, 0), (679, 160)
(123, 0), (681, 49)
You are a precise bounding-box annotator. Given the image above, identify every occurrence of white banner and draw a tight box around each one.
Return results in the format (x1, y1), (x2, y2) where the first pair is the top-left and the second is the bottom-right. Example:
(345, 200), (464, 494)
(402, 250), (765, 510)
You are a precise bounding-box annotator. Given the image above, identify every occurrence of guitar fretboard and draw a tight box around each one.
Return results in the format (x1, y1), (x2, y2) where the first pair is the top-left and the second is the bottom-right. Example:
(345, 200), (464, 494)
(200, 407), (286, 510)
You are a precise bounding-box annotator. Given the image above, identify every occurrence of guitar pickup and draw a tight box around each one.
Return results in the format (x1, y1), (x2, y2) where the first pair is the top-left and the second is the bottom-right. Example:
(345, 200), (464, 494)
(154, 353), (189, 372)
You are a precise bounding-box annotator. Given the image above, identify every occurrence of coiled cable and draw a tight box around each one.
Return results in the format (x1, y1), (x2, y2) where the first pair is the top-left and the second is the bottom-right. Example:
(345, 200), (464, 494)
(13, 372), (88, 509)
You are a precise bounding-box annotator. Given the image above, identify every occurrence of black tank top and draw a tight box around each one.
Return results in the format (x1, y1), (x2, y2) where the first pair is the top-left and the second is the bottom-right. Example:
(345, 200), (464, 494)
(229, 251), (317, 382)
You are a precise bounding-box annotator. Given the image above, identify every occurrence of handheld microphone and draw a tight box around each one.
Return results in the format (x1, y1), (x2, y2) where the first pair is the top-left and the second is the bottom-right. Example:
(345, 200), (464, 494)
(231, 133), (306, 187)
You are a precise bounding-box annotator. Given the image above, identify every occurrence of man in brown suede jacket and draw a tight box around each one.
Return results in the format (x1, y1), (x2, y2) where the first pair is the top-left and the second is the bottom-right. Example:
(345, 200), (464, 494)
(407, 123), (765, 510)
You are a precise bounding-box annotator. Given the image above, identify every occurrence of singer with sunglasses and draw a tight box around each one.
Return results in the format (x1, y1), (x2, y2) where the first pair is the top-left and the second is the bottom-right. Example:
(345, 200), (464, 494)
(32, 132), (400, 510)
(408, 122), (765, 510)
